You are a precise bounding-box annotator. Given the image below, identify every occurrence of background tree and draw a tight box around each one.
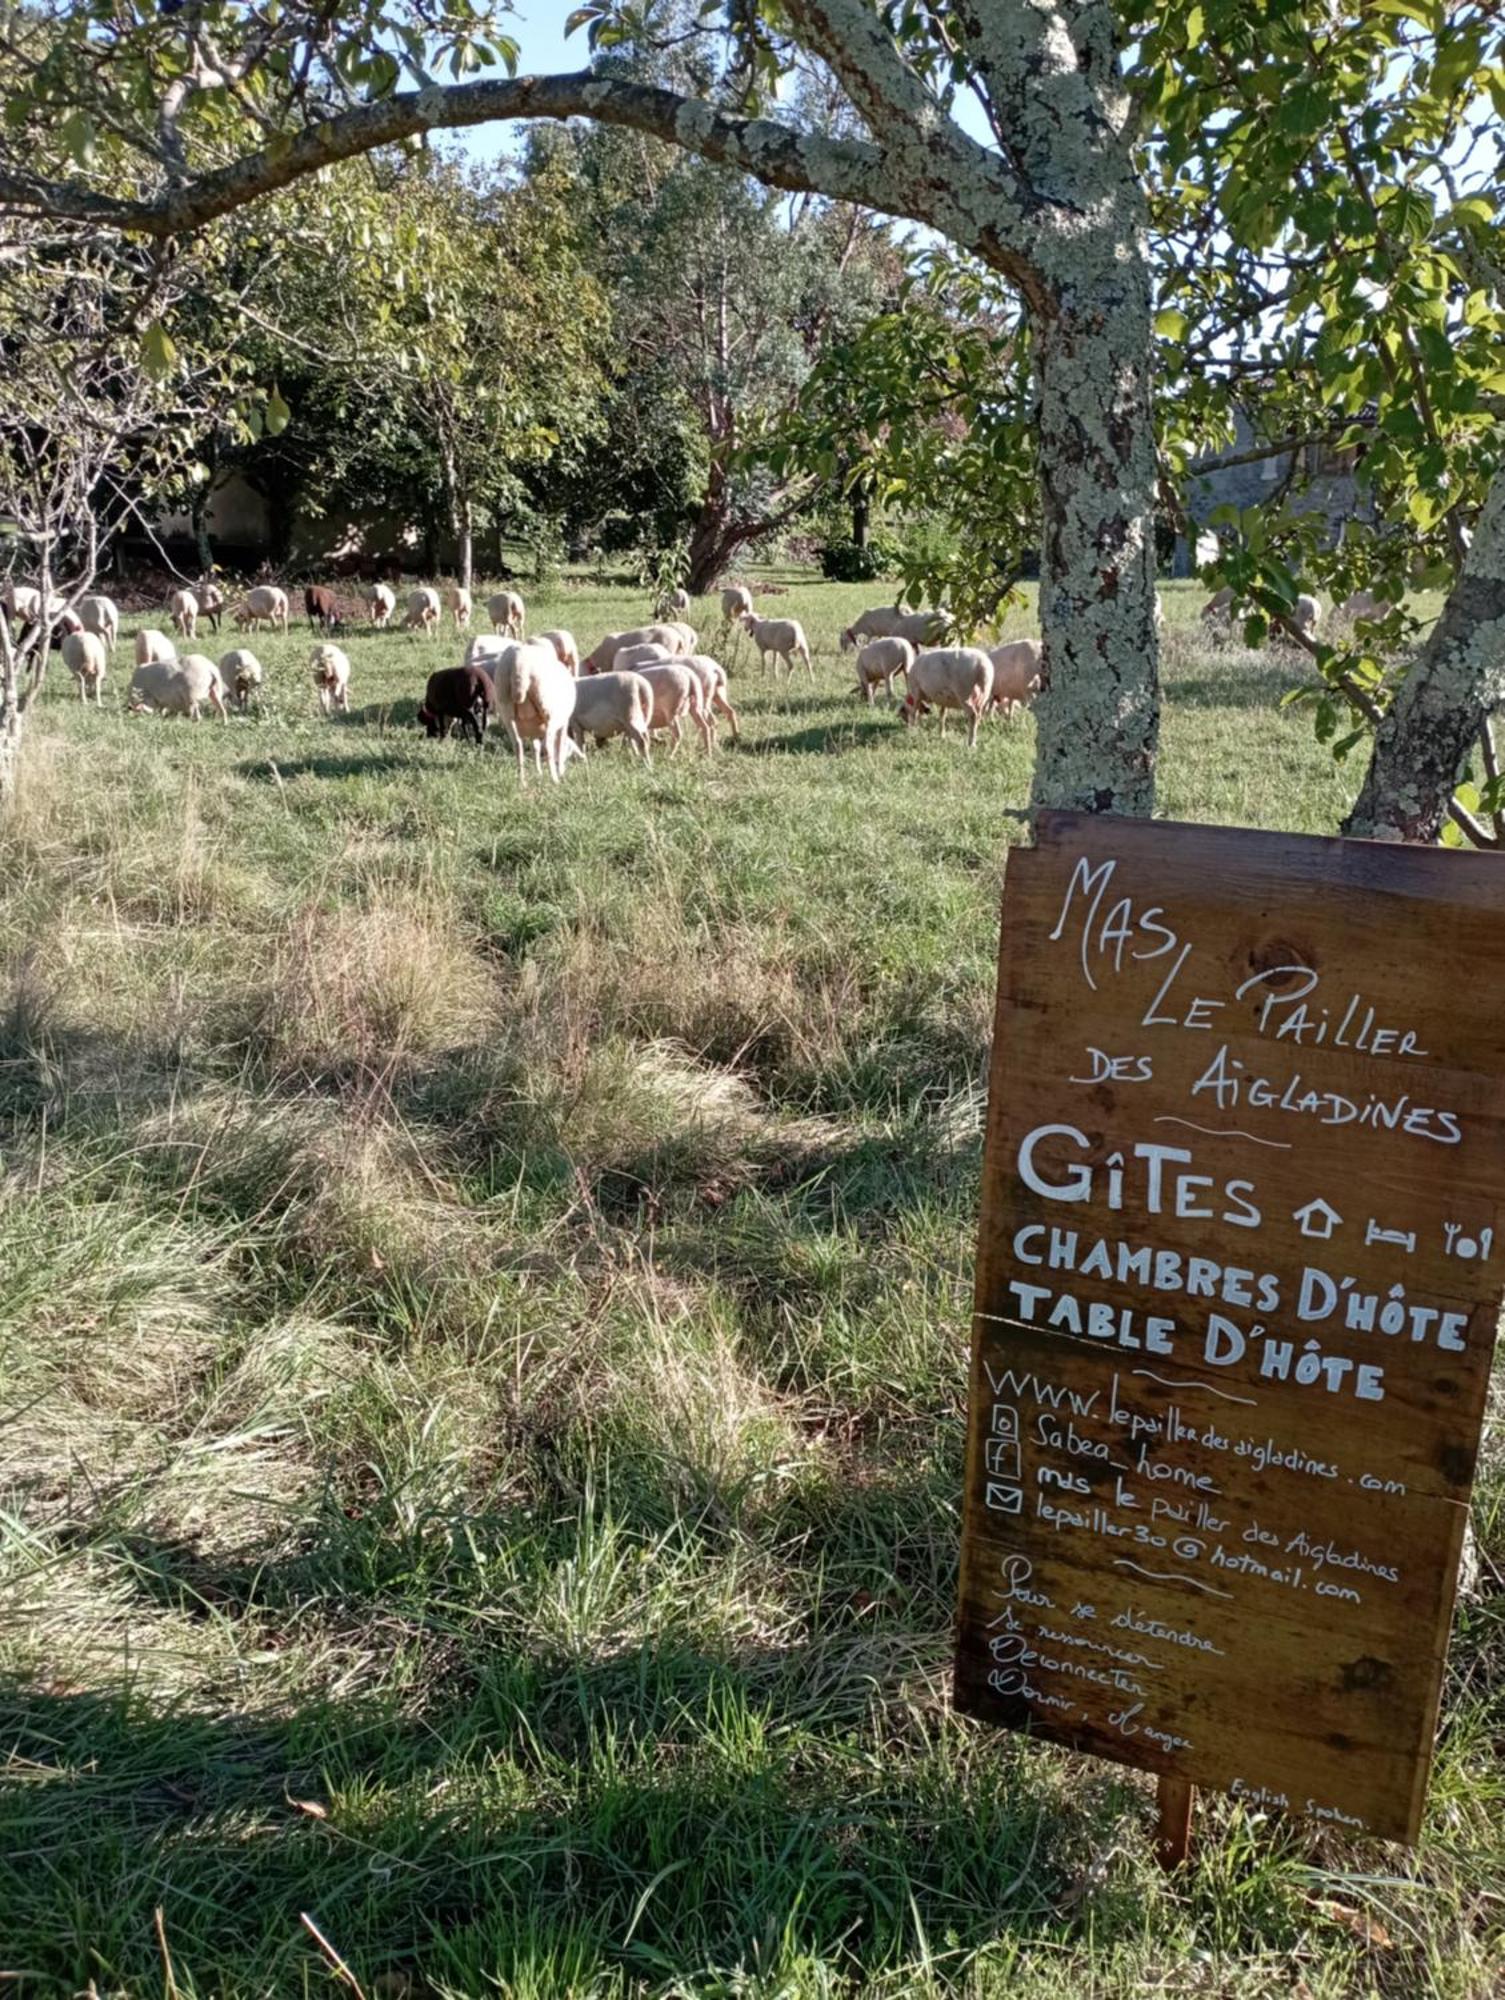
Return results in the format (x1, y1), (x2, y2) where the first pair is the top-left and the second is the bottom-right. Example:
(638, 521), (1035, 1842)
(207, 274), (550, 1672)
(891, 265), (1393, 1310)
(528, 104), (900, 591)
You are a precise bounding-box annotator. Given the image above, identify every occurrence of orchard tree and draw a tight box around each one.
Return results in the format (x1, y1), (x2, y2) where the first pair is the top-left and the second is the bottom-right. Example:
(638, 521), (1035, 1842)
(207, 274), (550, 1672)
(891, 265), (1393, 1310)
(1, 0), (1503, 838)
(528, 114), (900, 592)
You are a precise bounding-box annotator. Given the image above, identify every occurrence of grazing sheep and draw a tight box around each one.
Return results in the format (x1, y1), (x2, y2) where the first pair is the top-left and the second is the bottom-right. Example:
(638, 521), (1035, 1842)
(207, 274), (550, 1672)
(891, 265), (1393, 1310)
(901, 647), (994, 748)
(5, 584), (72, 630)
(579, 623), (691, 675)
(129, 652), (227, 722)
(367, 581), (397, 629)
(311, 643), (352, 714)
(196, 581), (226, 633)
(987, 638), (1042, 717)
(169, 587), (199, 639)
(304, 584), (344, 633)
(740, 612), (812, 680)
(62, 629), (108, 703)
(487, 589), (525, 637)
(1200, 586), (1235, 625)
(418, 663), (497, 744)
(612, 641), (677, 674)
(443, 582), (473, 630)
(78, 593), (119, 655)
(854, 635), (914, 706)
(663, 620), (698, 653)
(639, 661), (713, 755)
(134, 627), (178, 668)
(681, 653), (740, 744)
(236, 585), (289, 633)
(535, 628), (579, 673)
(720, 584), (754, 623)
(656, 586), (691, 617)
(494, 640), (580, 783)
(220, 647), (264, 709)
(569, 669), (655, 763)
(403, 587), (441, 634)
(465, 633), (509, 670)
(1340, 588), (1387, 623)
(839, 605), (948, 652)
(1292, 592), (1320, 638)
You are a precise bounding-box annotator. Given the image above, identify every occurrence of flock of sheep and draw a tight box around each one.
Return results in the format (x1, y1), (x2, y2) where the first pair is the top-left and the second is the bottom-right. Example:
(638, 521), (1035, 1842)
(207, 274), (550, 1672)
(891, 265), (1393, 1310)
(10, 568), (1388, 774)
(12, 574), (1050, 774)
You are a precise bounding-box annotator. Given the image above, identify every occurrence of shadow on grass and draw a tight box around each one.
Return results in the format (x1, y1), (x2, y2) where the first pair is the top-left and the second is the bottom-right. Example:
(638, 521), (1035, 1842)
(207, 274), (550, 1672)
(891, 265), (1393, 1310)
(234, 748), (424, 783)
(0, 1656), (1075, 1993)
(1166, 666), (1308, 712)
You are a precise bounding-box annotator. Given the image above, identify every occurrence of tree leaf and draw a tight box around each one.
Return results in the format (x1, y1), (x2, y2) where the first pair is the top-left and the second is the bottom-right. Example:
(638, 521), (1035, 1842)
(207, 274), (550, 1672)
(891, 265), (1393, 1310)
(264, 387), (291, 436)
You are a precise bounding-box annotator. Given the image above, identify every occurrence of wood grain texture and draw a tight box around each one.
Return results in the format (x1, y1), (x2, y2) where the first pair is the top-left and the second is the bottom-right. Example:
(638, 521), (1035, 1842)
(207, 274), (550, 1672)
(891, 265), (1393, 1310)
(954, 812), (1505, 1844)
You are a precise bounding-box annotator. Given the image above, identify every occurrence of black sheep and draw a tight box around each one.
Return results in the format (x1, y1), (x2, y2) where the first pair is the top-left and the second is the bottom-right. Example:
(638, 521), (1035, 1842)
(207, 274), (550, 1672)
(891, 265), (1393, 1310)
(304, 584), (345, 633)
(417, 663), (497, 745)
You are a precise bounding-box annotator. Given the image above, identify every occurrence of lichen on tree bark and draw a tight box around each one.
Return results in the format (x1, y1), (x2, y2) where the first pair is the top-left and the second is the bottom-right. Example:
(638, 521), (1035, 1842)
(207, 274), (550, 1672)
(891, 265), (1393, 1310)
(1345, 468), (1505, 844)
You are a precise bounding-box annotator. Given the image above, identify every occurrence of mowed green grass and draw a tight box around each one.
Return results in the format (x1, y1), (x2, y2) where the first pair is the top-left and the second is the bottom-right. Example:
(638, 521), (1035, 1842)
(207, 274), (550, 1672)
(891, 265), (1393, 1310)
(1, 574), (1500, 1999)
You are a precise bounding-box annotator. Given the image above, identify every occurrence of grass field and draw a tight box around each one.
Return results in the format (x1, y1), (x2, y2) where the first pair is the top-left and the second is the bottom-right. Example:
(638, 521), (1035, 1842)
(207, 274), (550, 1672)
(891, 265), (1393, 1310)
(2, 574), (1501, 1998)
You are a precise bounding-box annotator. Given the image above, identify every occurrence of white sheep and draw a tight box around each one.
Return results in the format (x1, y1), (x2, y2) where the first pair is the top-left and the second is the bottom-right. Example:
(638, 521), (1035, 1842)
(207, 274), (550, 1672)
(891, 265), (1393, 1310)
(444, 582), (473, 630)
(494, 640), (580, 783)
(535, 629), (579, 673)
(656, 586), (691, 616)
(681, 653), (740, 744)
(236, 585), (289, 633)
(196, 581), (226, 633)
(839, 605), (948, 652)
(3, 584), (72, 629)
(1340, 588), (1387, 623)
(487, 589), (526, 637)
(78, 593), (119, 655)
(1292, 592), (1320, 638)
(569, 669), (655, 764)
(1200, 586), (1235, 625)
(988, 638), (1042, 717)
(368, 582), (397, 629)
(720, 584), (754, 623)
(62, 629), (108, 703)
(169, 587), (199, 640)
(663, 619), (698, 653)
(465, 633), (509, 672)
(403, 587), (441, 634)
(740, 612), (812, 679)
(639, 661), (713, 755)
(580, 623), (691, 675)
(311, 643), (352, 714)
(901, 647), (994, 748)
(129, 652), (227, 722)
(220, 647), (264, 709)
(612, 641), (677, 674)
(134, 627), (178, 668)
(854, 635), (914, 706)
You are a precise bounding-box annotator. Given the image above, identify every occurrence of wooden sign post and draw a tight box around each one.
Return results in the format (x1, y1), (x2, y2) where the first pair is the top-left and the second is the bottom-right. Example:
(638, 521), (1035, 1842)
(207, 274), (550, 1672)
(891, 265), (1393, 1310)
(955, 812), (1505, 1846)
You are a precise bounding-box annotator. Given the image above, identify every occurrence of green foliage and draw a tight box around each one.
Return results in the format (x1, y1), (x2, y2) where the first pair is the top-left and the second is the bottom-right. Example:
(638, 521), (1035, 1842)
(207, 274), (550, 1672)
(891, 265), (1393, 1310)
(1135, 0), (1505, 824)
(779, 255), (1031, 634)
(819, 537), (896, 582)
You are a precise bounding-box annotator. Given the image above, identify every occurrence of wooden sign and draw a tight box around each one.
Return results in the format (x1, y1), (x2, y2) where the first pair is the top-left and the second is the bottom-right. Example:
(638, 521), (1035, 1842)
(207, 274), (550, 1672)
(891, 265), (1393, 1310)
(954, 811), (1505, 1843)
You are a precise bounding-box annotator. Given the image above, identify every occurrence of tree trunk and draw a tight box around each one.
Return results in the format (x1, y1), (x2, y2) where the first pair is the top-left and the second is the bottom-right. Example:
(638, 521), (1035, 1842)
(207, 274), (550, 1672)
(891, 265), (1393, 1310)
(1345, 467), (1505, 843)
(850, 475), (869, 549)
(686, 466), (738, 595)
(456, 488), (474, 593)
(1028, 239), (1160, 820)
(190, 484), (214, 577)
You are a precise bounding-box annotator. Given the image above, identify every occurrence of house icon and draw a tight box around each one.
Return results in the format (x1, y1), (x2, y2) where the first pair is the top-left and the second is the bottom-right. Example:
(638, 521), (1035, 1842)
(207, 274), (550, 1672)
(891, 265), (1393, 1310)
(1294, 1198), (1343, 1240)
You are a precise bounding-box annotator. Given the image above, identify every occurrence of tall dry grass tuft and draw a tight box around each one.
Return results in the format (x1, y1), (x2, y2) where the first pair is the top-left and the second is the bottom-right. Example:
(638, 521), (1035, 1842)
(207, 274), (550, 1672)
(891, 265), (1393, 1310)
(248, 893), (501, 1081)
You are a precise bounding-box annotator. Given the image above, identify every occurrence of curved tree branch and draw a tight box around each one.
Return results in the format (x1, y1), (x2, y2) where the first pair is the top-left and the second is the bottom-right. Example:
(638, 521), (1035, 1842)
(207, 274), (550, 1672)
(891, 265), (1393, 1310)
(0, 60), (1039, 283)
(0, 70), (889, 237)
